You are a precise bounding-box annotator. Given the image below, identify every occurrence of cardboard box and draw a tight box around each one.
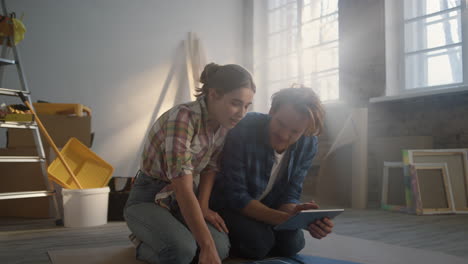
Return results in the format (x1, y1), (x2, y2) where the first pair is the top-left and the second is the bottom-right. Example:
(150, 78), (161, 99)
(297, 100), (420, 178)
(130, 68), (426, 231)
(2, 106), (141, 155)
(0, 114), (92, 218)
(0, 147), (51, 218)
(7, 114), (92, 150)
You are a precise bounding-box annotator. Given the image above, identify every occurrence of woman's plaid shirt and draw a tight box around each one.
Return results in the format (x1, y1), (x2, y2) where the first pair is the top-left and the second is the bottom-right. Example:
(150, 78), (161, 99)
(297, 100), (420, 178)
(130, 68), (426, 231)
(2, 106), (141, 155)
(140, 97), (228, 206)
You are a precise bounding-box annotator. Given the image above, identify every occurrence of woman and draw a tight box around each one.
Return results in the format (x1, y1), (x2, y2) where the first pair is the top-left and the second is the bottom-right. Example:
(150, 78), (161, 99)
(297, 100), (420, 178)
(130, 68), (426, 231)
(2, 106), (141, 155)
(124, 63), (256, 264)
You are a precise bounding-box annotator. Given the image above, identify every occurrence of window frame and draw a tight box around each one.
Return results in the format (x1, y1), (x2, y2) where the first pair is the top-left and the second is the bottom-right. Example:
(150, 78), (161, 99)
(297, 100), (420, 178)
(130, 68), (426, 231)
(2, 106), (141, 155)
(258, 0), (340, 103)
(399, 0), (468, 94)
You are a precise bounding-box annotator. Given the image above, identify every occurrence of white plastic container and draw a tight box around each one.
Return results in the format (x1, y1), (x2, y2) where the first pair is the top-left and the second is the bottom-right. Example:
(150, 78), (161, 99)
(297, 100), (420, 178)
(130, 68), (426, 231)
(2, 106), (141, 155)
(62, 187), (110, 227)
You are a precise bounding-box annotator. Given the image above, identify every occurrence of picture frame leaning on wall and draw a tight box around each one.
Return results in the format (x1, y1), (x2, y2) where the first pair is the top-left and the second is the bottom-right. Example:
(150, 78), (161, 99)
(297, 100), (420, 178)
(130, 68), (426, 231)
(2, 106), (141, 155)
(381, 161), (407, 213)
(403, 149), (468, 215)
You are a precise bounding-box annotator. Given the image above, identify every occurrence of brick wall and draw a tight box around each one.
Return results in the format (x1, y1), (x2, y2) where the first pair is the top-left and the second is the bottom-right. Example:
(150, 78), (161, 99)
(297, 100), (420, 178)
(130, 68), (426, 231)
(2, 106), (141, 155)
(366, 92), (468, 207)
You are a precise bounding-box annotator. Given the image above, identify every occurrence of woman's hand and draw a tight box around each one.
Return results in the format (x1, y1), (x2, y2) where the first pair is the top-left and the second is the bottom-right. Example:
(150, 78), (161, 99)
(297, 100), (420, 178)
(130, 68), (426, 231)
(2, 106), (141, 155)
(198, 246), (221, 264)
(201, 207), (229, 233)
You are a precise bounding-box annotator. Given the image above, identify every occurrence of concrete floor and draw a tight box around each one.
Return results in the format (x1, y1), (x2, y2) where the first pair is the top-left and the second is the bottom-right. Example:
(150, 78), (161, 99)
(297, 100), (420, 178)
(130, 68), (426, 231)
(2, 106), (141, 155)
(1, 209), (467, 264)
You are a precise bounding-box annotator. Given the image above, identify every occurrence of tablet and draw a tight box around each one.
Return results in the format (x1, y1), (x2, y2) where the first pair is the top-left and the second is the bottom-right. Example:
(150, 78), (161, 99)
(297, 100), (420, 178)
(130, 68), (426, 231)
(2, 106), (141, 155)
(274, 209), (344, 231)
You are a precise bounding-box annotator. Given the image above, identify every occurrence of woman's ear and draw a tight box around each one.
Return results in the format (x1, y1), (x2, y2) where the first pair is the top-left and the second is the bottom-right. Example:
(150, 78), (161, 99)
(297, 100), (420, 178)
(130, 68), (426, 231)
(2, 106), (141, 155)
(208, 88), (222, 101)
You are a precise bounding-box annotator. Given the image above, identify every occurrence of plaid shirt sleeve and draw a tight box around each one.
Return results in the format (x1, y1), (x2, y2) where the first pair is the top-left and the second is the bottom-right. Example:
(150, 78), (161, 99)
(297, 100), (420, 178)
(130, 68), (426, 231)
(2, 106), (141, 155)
(280, 136), (318, 205)
(164, 107), (195, 180)
(203, 139), (225, 173)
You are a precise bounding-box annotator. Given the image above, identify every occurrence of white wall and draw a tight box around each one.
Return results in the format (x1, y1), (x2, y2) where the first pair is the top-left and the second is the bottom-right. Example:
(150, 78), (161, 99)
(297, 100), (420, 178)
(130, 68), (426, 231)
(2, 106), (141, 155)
(5, 0), (246, 176)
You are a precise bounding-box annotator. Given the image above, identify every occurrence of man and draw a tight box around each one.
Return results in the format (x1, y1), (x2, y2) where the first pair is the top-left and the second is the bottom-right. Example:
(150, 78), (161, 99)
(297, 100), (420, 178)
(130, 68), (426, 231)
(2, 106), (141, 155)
(210, 87), (334, 259)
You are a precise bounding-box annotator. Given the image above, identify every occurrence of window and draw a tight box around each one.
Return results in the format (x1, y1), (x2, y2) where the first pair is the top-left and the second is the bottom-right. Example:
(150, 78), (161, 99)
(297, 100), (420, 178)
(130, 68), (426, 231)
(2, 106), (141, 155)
(405, 0), (463, 90)
(385, 0), (467, 97)
(254, 0), (339, 103)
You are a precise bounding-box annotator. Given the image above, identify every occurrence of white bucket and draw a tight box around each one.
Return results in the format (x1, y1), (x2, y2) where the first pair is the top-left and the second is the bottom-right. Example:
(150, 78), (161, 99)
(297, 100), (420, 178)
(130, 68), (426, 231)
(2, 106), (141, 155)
(62, 187), (110, 228)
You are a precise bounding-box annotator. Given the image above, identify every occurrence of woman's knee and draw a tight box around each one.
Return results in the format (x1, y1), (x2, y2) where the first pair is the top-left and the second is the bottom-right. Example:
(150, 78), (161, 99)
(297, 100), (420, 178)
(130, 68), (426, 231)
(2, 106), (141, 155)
(217, 238), (230, 260)
(123, 204), (151, 232)
(162, 239), (197, 264)
(137, 240), (197, 264)
(124, 203), (197, 263)
(210, 228), (230, 260)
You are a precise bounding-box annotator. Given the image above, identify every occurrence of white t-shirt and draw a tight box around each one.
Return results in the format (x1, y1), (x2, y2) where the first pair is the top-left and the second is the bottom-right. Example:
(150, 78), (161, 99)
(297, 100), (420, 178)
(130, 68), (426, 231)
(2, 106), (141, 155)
(258, 150), (286, 201)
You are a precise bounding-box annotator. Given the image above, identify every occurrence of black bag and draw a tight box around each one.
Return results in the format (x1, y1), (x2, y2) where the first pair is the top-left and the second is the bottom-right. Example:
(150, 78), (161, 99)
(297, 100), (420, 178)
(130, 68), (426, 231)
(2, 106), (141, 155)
(107, 177), (133, 221)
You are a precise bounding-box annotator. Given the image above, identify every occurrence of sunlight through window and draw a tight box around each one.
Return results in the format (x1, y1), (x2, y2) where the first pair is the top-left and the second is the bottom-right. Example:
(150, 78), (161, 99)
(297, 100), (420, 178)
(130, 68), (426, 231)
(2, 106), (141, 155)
(404, 0), (462, 89)
(264, 0), (339, 102)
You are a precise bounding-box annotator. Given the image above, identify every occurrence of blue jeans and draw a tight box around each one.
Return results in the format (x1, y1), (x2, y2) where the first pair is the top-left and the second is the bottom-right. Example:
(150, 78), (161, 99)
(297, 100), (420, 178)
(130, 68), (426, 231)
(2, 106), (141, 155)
(124, 171), (230, 264)
(220, 209), (305, 260)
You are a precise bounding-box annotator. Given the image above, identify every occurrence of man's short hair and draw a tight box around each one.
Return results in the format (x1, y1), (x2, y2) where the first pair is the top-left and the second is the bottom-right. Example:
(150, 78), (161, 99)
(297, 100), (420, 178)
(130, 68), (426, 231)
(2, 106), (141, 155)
(270, 86), (325, 136)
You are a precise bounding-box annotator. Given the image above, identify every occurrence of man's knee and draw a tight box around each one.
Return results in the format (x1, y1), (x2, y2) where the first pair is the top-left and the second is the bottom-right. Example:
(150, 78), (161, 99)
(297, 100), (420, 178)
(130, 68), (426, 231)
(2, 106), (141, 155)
(221, 210), (275, 259)
(237, 241), (273, 259)
(274, 230), (305, 257)
(231, 227), (275, 259)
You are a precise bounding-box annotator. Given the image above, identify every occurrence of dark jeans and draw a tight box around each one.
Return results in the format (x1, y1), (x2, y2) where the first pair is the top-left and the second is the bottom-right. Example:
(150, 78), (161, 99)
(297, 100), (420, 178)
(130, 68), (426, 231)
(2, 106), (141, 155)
(220, 209), (305, 260)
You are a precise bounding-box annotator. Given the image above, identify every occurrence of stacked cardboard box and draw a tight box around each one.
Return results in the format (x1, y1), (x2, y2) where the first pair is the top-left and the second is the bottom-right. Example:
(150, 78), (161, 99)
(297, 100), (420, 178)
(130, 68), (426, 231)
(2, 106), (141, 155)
(0, 114), (92, 218)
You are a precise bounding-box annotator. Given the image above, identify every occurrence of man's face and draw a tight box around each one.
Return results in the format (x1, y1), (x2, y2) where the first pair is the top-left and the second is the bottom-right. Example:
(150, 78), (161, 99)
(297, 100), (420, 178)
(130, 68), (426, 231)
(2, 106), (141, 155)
(268, 104), (309, 153)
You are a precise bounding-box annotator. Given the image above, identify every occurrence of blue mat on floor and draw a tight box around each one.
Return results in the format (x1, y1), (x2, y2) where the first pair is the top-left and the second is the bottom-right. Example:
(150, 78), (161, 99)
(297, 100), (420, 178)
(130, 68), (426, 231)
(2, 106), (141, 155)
(241, 254), (361, 264)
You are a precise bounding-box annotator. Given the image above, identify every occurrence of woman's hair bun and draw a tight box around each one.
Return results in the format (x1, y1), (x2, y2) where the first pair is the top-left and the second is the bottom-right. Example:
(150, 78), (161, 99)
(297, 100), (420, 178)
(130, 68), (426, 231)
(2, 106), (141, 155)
(200, 63), (221, 84)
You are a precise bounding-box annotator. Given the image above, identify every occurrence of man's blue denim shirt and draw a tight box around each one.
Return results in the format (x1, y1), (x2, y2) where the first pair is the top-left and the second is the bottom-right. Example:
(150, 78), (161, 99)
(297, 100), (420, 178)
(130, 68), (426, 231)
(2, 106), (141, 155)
(211, 112), (318, 211)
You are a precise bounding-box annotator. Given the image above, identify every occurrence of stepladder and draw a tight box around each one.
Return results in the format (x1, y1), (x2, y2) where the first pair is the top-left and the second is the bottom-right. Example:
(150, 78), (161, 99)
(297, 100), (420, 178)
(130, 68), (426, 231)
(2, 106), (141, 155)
(0, 0), (61, 223)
